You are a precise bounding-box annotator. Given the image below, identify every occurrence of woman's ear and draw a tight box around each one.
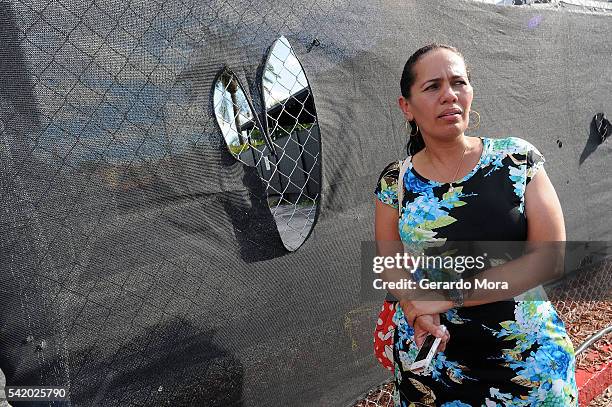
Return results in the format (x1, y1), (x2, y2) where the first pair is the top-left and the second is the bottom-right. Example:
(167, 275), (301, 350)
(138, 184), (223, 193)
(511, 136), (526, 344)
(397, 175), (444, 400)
(398, 96), (414, 122)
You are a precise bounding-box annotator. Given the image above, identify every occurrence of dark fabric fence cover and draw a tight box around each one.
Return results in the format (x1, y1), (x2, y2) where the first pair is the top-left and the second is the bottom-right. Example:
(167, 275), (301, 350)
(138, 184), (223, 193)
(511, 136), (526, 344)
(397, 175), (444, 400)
(0, 0), (611, 405)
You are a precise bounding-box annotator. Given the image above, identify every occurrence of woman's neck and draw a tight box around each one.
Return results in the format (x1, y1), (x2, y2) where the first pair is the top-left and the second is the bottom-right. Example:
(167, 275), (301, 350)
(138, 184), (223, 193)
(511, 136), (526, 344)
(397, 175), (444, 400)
(420, 134), (471, 164)
(412, 134), (483, 183)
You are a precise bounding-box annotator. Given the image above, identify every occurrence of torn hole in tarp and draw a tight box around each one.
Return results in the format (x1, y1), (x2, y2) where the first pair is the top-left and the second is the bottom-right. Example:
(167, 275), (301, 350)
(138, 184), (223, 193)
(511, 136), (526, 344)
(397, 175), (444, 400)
(579, 113), (610, 164)
(593, 113), (610, 143)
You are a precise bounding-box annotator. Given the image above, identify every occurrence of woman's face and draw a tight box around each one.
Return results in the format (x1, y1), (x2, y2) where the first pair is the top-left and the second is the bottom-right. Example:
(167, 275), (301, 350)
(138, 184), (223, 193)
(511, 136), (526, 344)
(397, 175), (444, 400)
(399, 48), (473, 140)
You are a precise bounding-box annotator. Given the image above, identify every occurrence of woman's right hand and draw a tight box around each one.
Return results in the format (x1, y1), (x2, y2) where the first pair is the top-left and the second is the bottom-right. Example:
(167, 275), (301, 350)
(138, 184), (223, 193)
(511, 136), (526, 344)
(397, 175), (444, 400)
(413, 313), (450, 353)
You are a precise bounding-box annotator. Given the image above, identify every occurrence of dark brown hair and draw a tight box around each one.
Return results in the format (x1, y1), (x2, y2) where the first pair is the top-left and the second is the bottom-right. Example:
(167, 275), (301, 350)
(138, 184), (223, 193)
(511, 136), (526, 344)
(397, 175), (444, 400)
(400, 43), (470, 155)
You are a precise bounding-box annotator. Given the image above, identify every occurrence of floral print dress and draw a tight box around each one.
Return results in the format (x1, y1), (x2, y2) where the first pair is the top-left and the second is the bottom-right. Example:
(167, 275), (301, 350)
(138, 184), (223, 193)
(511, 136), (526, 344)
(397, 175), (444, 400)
(374, 136), (578, 407)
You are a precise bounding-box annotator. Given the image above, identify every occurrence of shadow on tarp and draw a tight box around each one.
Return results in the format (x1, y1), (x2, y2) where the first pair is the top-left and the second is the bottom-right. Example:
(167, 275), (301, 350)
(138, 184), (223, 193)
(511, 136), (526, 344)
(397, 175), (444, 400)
(6, 320), (244, 407)
(220, 161), (288, 263)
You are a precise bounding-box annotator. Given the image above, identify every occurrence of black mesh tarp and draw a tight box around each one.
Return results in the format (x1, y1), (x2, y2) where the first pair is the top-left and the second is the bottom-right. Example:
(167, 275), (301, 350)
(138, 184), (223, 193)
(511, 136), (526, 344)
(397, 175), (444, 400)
(1, 0), (611, 406)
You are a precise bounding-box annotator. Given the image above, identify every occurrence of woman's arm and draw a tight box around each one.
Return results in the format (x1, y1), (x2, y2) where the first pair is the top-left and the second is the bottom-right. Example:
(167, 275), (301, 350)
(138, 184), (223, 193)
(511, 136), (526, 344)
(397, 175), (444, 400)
(375, 199), (450, 346)
(457, 167), (566, 306)
(525, 168), (565, 242)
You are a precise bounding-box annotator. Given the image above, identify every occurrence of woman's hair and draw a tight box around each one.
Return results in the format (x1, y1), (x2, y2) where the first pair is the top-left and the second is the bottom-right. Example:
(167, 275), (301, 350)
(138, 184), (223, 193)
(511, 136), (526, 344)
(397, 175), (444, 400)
(400, 43), (470, 155)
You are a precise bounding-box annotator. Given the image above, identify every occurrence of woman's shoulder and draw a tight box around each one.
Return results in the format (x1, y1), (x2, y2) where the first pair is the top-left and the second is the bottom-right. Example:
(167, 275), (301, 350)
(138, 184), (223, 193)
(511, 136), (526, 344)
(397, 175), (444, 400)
(375, 160), (401, 191)
(377, 160), (400, 180)
(482, 136), (546, 184)
(374, 160), (401, 209)
(487, 136), (542, 157)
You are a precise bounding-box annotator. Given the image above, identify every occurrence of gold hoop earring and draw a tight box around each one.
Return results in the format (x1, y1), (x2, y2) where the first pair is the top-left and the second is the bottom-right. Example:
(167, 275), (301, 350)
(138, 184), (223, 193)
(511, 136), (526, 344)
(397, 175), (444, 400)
(467, 110), (481, 131)
(405, 120), (419, 136)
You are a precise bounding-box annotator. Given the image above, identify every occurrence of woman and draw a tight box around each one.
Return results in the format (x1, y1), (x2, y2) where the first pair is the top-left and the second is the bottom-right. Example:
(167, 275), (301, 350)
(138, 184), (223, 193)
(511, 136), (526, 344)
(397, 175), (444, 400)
(374, 44), (577, 406)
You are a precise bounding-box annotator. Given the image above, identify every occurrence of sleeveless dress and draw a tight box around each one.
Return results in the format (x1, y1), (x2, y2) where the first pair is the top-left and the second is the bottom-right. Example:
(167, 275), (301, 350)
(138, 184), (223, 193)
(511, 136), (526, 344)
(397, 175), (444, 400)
(373, 136), (578, 407)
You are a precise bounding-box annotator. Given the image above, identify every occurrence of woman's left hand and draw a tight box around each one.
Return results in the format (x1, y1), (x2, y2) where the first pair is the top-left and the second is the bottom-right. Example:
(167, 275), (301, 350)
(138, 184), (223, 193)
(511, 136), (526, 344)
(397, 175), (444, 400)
(400, 299), (453, 328)
(412, 313), (450, 351)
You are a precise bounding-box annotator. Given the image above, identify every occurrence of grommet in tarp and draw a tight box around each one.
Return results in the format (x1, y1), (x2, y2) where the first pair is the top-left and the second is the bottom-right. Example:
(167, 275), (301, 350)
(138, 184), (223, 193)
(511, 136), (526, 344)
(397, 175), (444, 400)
(306, 38), (320, 53)
(593, 113), (610, 143)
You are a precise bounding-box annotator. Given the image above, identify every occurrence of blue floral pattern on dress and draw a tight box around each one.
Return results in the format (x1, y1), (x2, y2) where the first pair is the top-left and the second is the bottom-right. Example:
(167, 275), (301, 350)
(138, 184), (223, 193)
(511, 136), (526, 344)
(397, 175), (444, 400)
(482, 301), (577, 406)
